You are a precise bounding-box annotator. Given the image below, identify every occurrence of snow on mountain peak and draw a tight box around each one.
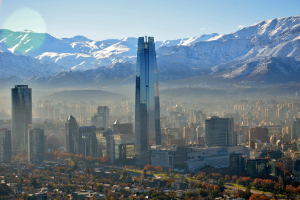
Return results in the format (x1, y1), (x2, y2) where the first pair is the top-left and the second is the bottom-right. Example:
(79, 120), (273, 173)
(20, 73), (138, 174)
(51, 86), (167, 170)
(0, 14), (300, 84)
(61, 35), (93, 43)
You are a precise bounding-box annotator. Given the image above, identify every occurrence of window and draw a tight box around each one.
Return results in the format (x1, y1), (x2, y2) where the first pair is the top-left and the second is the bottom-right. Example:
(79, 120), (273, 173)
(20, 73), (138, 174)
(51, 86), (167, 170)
(169, 156), (173, 166)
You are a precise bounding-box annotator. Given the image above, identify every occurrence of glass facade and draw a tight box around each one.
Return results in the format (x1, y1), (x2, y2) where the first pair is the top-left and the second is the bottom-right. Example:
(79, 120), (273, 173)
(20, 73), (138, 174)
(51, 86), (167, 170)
(294, 160), (300, 182)
(107, 134), (135, 164)
(0, 129), (11, 163)
(79, 126), (97, 157)
(247, 159), (269, 178)
(269, 159), (284, 177)
(65, 115), (80, 154)
(96, 130), (107, 157)
(11, 85), (32, 152)
(28, 128), (44, 163)
(135, 36), (161, 165)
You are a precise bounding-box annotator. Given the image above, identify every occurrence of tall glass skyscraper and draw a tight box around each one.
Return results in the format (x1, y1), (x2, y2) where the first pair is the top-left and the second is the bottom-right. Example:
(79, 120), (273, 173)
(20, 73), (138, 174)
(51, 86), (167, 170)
(135, 36), (161, 165)
(65, 115), (80, 154)
(11, 85), (32, 153)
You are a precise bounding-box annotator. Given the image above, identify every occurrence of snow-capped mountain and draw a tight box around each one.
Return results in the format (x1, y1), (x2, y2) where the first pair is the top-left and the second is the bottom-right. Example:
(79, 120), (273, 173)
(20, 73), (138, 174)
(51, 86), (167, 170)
(0, 29), (218, 72)
(156, 14), (300, 81)
(0, 14), (300, 86)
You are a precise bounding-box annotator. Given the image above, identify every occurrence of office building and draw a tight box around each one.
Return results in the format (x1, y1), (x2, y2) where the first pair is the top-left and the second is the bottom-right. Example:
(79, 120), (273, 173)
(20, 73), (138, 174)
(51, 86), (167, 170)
(261, 125), (282, 138)
(249, 127), (269, 149)
(283, 158), (294, 174)
(230, 153), (247, 175)
(91, 106), (109, 129)
(292, 118), (300, 140)
(0, 129), (11, 163)
(96, 128), (110, 157)
(97, 106), (109, 128)
(79, 126), (97, 157)
(247, 159), (269, 178)
(151, 145), (250, 171)
(11, 85), (32, 152)
(91, 115), (103, 128)
(151, 150), (174, 168)
(135, 36), (161, 165)
(28, 128), (45, 163)
(269, 159), (284, 178)
(106, 134), (135, 164)
(65, 115), (80, 154)
(205, 116), (236, 147)
(165, 128), (180, 139)
(294, 160), (300, 182)
(112, 120), (133, 135)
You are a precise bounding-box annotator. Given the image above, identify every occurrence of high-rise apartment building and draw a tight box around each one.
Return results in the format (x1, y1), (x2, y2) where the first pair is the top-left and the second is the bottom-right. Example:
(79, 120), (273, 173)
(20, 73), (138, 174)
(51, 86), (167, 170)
(11, 85), (32, 152)
(0, 128), (11, 163)
(65, 115), (80, 154)
(205, 116), (236, 147)
(28, 128), (44, 163)
(135, 36), (161, 165)
(292, 118), (300, 140)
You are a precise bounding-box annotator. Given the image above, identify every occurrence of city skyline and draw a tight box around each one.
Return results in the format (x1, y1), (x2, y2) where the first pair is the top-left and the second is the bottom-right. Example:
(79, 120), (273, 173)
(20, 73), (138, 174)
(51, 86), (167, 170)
(0, 1), (300, 198)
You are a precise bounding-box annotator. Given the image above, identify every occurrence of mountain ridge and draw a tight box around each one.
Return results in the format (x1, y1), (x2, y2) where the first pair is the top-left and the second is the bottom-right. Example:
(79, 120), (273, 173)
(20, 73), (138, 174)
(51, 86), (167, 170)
(0, 14), (300, 87)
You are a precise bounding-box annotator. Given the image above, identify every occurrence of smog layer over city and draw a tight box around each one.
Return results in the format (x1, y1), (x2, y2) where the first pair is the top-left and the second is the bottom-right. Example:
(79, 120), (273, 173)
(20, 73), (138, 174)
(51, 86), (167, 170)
(0, 0), (300, 199)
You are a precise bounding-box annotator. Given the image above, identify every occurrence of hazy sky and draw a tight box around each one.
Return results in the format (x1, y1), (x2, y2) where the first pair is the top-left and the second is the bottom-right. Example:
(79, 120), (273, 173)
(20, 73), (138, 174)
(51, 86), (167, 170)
(0, 0), (299, 41)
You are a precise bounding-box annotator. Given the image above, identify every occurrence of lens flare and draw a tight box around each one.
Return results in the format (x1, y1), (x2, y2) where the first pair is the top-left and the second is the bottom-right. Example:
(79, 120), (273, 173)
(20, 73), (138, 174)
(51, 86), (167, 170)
(1, 7), (47, 54)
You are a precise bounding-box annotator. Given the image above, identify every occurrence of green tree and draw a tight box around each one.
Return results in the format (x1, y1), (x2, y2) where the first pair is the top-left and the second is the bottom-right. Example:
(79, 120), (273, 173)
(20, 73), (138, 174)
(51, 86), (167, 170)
(91, 194), (96, 200)
(245, 185), (252, 199)
(209, 190), (219, 200)
(31, 179), (39, 188)
(197, 189), (208, 197)
(58, 167), (65, 173)
(185, 191), (194, 198)
(97, 184), (104, 192)
(167, 191), (177, 199)
(122, 170), (128, 177)
(218, 178), (225, 192)
(0, 184), (11, 196)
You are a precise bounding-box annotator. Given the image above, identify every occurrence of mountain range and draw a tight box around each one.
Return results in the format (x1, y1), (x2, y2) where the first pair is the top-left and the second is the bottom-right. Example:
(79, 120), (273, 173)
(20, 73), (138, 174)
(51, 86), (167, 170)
(0, 14), (300, 88)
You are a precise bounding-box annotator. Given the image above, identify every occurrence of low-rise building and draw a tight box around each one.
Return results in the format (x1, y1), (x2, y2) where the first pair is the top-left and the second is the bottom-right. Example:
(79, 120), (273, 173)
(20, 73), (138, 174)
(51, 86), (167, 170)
(151, 145), (250, 171)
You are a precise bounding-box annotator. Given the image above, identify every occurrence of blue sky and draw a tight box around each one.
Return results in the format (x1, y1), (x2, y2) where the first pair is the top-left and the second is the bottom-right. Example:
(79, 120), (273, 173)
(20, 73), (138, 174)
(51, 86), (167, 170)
(0, 0), (299, 41)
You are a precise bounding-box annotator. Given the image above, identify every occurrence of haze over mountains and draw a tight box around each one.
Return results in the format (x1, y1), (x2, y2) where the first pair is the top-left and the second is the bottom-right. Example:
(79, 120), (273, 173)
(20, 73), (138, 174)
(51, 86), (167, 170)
(0, 14), (300, 87)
